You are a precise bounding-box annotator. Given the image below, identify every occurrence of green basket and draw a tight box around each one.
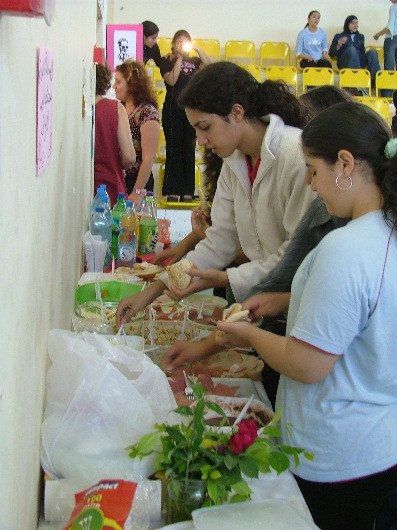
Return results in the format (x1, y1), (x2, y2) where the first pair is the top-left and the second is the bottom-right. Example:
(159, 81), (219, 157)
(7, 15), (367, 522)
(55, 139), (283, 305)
(76, 281), (141, 304)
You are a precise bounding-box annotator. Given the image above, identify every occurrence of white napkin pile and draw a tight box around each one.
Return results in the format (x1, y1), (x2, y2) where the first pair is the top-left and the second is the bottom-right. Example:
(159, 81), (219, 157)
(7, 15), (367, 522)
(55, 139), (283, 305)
(83, 231), (108, 272)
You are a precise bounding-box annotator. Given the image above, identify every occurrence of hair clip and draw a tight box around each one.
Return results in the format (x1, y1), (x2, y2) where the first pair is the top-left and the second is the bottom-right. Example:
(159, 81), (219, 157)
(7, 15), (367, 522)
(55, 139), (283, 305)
(384, 137), (397, 159)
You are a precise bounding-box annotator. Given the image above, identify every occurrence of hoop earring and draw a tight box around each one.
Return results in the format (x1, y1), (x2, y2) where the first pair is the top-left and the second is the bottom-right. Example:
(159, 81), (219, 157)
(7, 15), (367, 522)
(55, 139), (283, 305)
(335, 172), (352, 191)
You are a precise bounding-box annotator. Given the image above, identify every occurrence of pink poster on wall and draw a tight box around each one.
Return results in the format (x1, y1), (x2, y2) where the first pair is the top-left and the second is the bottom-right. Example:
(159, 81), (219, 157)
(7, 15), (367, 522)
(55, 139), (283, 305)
(106, 24), (143, 71)
(36, 47), (53, 176)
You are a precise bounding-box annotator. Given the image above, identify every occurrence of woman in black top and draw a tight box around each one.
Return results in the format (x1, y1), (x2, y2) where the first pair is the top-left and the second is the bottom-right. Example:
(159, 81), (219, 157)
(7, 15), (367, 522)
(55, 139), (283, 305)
(142, 20), (162, 68)
(159, 29), (211, 201)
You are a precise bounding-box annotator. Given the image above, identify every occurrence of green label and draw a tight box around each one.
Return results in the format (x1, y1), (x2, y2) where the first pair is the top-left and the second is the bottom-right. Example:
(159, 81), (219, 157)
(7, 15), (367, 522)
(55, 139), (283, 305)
(71, 507), (104, 529)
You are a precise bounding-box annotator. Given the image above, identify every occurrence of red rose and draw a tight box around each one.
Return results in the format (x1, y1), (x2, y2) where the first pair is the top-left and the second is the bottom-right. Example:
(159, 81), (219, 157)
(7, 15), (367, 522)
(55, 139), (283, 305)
(228, 420), (258, 454)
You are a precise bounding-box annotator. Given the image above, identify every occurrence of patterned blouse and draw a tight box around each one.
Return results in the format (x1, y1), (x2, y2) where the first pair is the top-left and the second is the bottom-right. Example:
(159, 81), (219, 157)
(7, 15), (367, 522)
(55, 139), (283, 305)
(125, 102), (159, 186)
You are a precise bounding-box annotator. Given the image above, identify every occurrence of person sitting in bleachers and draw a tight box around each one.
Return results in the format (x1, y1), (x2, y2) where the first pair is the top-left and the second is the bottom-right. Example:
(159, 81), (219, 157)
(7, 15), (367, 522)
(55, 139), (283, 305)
(330, 15), (380, 84)
(296, 10), (332, 69)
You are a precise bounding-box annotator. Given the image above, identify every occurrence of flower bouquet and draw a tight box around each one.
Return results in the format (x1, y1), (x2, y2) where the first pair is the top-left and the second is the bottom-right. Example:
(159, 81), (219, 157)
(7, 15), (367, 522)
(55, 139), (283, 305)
(127, 380), (313, 523)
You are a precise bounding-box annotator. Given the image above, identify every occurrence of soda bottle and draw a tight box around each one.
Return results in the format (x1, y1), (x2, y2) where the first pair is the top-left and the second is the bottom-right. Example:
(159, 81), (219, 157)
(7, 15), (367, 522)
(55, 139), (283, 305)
(117, 201), (137, 268)
(110, 193), (127, 261)
(138, 195), (158, 255)
(90, 207), (111, 271)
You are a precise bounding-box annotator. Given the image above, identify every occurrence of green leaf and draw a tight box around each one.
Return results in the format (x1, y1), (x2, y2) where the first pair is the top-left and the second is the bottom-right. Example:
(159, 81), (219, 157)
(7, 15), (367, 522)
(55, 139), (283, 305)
(224, 452), (239, 470)
(174, 405), (194, 416)
(262, 425), (281, 437)
(205, 401), (228, 418)
(231, 479), (252, 497)
(239, 455), (259, 478)
(268, 451), (290, 474)
(229, 493), (249, 503)
(206, 477), (219, 504)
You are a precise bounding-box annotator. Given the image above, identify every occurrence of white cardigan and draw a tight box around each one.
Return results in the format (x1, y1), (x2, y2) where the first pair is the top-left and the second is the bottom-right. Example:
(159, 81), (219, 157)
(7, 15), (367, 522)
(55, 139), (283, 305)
(161, 114), (315, 302)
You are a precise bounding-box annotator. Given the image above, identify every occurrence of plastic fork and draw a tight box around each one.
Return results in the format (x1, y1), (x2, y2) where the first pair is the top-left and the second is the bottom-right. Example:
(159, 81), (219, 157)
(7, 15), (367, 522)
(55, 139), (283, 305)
(183, 371), (194, 400)
(197, 301), (205, 319)
(177, 305), (189, 340)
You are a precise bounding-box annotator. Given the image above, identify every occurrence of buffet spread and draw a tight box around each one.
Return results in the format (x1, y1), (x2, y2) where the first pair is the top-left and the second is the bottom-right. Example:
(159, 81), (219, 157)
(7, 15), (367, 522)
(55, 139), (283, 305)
(38, 269), (317, 529)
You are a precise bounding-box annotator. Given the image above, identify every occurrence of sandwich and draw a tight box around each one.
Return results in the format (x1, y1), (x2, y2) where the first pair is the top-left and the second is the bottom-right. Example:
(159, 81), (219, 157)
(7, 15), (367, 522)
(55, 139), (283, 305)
(218, 303), (251, 336)
(166, 258), (196, 290)
(222, 303), (251, 323)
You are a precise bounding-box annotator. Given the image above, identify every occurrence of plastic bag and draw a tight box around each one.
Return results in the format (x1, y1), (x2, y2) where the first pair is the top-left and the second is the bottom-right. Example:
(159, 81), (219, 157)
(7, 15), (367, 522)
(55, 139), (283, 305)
(41, 329), (178, 480)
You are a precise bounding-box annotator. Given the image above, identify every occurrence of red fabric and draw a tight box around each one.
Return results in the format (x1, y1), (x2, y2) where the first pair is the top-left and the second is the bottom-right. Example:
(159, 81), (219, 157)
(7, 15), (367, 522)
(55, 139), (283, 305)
(245, 155), (261, 184)
(94, 98), (128, 207)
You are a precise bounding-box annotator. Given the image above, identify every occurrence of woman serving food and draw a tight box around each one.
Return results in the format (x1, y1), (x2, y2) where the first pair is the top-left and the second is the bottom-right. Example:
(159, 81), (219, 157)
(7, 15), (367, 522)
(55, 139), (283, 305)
(116, 61), (314, 327)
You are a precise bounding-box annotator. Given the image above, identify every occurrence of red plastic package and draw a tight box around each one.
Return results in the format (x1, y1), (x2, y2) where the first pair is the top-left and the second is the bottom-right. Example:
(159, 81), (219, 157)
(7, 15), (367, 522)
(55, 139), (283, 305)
(63, 479), (137, 530)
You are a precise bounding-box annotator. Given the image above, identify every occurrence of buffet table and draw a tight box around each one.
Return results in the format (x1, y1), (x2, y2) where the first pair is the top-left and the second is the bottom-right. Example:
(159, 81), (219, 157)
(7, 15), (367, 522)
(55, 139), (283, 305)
(37, 273), (317, 529)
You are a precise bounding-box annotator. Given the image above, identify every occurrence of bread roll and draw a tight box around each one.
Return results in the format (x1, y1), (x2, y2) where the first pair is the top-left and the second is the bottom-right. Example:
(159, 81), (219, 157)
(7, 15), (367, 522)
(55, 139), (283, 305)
(222, 303), (251, 323)
(166, 259), (196, 290)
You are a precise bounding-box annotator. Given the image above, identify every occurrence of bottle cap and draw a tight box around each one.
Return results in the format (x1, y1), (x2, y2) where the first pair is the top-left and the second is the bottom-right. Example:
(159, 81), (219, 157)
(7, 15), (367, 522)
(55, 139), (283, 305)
(95, 207), (104, 212)
(126, 200), (133, 207)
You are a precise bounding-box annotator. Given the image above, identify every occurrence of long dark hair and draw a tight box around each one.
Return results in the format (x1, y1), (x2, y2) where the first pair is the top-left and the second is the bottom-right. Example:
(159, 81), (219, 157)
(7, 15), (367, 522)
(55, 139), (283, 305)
(142, 20), (159, 38)
(302, 101), (397, 224)
(178, 61), (305, 128)
(305, 10), (320, 28)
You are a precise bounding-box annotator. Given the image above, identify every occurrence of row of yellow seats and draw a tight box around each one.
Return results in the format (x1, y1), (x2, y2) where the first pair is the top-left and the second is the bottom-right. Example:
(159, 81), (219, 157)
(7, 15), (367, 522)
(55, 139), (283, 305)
(156, 37), (384, 70)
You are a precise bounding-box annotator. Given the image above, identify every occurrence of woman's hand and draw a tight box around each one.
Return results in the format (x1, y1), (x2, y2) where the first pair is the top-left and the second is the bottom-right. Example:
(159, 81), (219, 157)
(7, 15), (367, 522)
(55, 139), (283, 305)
(165, 268), (229, 299)
(337, 36), (348, 49)
(163, 337), (216, 372)
(151, 245), (184, 266)
(242, 292), (291, 322)
(215, 321), (254, 349)
(191, 208), (210, 240)
(116, 281), (165, 327)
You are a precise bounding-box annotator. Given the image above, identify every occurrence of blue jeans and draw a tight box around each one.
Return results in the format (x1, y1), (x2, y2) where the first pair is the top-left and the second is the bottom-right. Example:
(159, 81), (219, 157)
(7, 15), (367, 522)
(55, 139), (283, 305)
(383, 36), (397, 96)
(337, 47), (380, 79)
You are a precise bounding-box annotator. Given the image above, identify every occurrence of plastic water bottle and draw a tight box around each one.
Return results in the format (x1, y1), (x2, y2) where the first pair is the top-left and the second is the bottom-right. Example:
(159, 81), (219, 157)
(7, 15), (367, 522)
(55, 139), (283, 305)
(117, 201), (137, 268)
(99, 191), (112, 225)
(91, 184), (109, 216)
(139, 195), (158, 255)
(90, 207), (111, 271)
(110, 193), (127, 260)
(146, 191), (157, 218)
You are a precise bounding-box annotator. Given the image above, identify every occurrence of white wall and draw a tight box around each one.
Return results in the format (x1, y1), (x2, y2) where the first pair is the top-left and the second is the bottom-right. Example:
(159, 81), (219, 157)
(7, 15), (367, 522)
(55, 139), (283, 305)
(109, 0), (386, 62)
(0, 1), (97, 528)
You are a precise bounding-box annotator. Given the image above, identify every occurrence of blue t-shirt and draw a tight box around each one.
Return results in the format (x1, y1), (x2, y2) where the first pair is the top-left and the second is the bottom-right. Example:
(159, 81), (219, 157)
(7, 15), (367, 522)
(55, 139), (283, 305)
(296, 27), (329, 61)
(277, 210), (397, 482)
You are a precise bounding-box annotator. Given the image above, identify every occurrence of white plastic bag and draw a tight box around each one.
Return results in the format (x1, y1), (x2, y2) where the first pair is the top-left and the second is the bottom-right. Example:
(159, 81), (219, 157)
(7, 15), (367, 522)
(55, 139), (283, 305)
(41, 329), (178, 480)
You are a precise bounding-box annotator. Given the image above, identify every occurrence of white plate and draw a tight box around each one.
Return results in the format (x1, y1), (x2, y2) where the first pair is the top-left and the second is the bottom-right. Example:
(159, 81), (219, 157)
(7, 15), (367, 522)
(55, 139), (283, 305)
(158, 522), (194, 529)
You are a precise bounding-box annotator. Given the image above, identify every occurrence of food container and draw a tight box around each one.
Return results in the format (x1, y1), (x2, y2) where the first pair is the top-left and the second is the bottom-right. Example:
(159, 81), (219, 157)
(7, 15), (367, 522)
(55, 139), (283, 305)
(76, 281), (141, 304)
(202, 395), (274, 428)
(127, 320), (199, 368)
(74, 301), (144, 334)
(192, 499), (319, 529)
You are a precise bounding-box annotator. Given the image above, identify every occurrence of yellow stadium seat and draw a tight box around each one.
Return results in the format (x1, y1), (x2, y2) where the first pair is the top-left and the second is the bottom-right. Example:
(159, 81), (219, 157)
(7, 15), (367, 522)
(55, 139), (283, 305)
(157, 37), (172, 56)
(192, 38), (221, 62)
(375, 70), (397, 99)
(239, 63), (262, 81)
(339, 68), (371, 95)
(302, 67), (334, 92)
(365, 45), (384, 66)
(157, 163), (201, 207)
(259, 42), (290, 68)
(355, 96), (392, 125)
(265, 66), (298, 94)
(152, 65), (164, 89)
(155, 127), (166, 164)
(225, 40), (256, 64)
(155, 88), (166, 121)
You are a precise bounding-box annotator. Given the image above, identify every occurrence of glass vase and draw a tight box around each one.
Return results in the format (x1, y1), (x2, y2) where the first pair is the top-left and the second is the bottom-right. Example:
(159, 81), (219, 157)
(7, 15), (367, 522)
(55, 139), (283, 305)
(166, 478), (207, 524)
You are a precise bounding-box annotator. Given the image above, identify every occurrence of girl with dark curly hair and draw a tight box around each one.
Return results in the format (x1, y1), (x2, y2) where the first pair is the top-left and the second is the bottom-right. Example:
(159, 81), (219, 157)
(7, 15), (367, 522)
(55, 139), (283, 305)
(114, 60), (160, 202)
(116, 62), (314, 329)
